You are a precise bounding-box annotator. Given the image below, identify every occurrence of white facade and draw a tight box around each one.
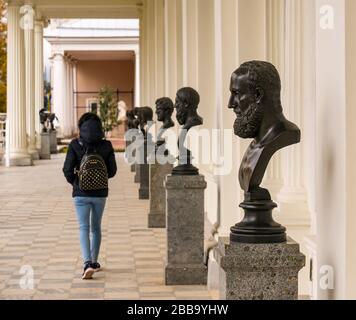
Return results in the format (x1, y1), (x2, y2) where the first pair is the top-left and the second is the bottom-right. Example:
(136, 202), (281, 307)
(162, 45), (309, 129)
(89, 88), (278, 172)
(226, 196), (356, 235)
(4, 0), (356, 300)
(43, 19), (139, 137)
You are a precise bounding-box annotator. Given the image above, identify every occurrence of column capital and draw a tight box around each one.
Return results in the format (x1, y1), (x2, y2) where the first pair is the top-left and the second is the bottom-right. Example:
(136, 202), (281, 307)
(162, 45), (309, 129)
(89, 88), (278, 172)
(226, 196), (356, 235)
(65, 55), (76, 65)
(51, 52), (65, 62)
(34, 18), (49, 30)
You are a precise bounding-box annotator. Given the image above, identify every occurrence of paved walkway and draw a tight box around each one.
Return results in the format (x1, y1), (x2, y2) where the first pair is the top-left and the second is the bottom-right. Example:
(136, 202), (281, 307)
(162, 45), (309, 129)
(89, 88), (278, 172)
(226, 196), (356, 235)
(0, 153), (213, 300)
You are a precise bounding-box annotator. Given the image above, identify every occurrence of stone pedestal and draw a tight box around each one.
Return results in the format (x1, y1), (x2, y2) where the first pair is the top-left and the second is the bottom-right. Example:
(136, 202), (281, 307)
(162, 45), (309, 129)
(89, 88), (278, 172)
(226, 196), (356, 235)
(49, 130), (58, 154)
(214, 236), (305, 300)
(139, 163), (149, 199)
(165, 175), (208, 285)
(134, 164), (141, 183)
(29, 149), (39, 161)
(39, 132), (51, 160)
(148, 162), (173, 228)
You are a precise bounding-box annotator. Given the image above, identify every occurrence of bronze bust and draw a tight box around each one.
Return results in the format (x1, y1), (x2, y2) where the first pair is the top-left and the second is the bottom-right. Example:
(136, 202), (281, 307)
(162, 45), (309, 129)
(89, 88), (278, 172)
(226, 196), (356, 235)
(172, 87), (203, 176)
(126, 110), (136, 130)
(155, 97), (175, 145)
(138, 106), (153, 137)
(228, 61), (300, 243)
(132, 107), (140, 130)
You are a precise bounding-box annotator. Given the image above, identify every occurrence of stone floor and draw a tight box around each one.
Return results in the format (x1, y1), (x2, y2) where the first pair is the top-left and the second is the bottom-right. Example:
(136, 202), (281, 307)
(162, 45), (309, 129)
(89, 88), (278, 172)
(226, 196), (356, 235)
(0, 153), (213, 300)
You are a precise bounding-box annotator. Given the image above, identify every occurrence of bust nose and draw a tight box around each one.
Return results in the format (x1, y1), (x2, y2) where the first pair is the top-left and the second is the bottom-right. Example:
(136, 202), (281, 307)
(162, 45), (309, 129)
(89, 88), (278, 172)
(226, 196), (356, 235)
(228, 98), (236, 109)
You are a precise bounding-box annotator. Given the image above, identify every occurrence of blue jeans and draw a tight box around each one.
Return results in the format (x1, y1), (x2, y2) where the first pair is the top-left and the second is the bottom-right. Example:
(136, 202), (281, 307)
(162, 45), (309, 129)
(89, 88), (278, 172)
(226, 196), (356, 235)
(74, 197), (107, 264)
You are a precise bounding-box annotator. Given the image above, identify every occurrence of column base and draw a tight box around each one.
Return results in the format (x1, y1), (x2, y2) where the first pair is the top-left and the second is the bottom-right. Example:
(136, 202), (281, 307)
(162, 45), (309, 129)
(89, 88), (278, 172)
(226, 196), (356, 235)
(165, 264), (208, 285)
(214, 236), (305, 300)
(274, 202), (311, 226)
(7, 154), (33, 167)
(29, 149), (40, 161)
(148, 211), (166, 228)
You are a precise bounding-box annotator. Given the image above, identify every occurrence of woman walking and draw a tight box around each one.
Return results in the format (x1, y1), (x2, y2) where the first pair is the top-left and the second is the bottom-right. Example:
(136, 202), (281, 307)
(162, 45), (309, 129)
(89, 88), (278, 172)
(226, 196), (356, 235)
(63, 113), (117, 279)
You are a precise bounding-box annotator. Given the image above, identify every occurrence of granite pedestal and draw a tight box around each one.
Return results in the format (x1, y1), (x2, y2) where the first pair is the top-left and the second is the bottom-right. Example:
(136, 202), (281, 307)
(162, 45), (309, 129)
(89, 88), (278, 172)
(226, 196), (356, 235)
(134, 164), (141, 183)
(49, 130), (58, 154)
(125, 139), (135, 172)
(139, 163), (149, 199)
(165, 175), (208, 285)
(39, 132), (51, 160)
(148, 162), (173, 228)
(214, 236), (305, 300)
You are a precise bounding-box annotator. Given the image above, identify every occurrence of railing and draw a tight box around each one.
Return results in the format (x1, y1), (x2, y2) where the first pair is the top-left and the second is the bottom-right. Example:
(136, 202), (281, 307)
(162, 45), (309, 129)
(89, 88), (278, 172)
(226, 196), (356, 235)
(0, 113), (6, 154)
(73, 89), (135, 112)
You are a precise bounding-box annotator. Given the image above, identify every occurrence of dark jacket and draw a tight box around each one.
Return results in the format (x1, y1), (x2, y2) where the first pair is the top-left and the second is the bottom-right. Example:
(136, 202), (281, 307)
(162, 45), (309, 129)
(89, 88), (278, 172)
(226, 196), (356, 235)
(62, 119), (117, 198)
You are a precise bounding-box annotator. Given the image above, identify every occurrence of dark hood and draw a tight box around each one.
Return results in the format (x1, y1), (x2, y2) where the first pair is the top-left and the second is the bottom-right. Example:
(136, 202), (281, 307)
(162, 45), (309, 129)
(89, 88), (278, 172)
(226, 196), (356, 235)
(79, 119), (105, 145)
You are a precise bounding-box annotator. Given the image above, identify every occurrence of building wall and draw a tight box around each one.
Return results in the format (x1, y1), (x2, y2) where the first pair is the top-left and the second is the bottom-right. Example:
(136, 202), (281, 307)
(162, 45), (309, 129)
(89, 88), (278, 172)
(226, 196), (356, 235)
(76, 59), (135, 119)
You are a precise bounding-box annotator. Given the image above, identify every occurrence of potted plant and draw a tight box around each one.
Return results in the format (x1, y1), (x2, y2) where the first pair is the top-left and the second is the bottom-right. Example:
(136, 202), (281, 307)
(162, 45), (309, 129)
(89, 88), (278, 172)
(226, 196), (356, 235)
(98, 85), (118, 137)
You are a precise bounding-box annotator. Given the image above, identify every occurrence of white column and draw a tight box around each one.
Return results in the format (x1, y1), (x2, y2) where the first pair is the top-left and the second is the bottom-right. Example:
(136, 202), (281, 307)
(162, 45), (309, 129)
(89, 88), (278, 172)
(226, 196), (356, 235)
(5, 5), (32, 166)
(315, 0), (356, 300)
(264, 0), (284, 196)
(24, 8), (39, 160)
(134, 50), (140, 107)
(72, 60), (78, 131)
(65, 57), (73, 137)
(212, 0), (241, 236)
(34, 19), (45, 150)
(52, 52), (67, 138)
(139, 5), (147, 106)
(276, 0), (310, 225)
(155, 0), (166, 100)
(164, 0), (178, 98)
(182, 0), (198, 88)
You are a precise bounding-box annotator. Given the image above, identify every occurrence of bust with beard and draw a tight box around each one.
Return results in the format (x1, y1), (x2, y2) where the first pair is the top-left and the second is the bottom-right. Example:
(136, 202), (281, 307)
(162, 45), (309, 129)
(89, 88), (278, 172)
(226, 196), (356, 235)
(155, 97), (175, 144)
(172, 87), (203, 175)
(229, 61), (300, 201)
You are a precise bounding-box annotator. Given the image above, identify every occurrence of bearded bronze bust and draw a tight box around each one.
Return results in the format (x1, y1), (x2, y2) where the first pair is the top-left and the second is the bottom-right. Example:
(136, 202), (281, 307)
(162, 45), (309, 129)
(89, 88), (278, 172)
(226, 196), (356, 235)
(138, 106), (153, 137)
(172, 87), (203, 176)
(126, 110), (136, 130)
(155, 97), (175, 145)
(228, 61), (300, 244)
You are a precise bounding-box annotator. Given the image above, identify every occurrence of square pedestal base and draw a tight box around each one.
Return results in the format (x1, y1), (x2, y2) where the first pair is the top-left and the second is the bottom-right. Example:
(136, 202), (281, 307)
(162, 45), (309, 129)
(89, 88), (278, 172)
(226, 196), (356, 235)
(214, 236), (305, 300)
(165, 264), (208, 286)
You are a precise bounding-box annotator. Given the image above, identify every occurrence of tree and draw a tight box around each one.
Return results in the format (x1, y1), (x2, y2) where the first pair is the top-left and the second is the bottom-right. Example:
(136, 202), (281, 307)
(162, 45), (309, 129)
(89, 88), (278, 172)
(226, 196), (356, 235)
(98, 85), (118, 136)
(0, 0), (6, 113)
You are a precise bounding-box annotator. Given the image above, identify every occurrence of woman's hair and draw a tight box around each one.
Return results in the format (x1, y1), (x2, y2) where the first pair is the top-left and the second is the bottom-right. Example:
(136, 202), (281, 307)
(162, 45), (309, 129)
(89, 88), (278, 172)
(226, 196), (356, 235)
(78, 112), (103, 129)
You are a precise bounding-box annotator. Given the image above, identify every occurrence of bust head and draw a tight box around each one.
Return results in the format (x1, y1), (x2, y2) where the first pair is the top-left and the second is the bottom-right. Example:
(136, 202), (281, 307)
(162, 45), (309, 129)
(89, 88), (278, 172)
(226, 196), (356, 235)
(175, 87), (201, 127)
(156, 97), (174, 122)
(126, 110), (135, 129)
(228, 61), (283, 140)
(139, 106), (153, 128)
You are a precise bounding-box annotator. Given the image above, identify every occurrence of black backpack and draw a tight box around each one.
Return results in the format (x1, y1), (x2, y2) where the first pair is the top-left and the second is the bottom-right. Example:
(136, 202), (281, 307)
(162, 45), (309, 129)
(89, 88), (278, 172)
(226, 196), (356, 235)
(77, 140), (108, 191)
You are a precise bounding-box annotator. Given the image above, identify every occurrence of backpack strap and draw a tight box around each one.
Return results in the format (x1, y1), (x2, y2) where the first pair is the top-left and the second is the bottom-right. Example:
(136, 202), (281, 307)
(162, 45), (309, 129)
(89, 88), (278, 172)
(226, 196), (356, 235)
(78, 138), (105, 154)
